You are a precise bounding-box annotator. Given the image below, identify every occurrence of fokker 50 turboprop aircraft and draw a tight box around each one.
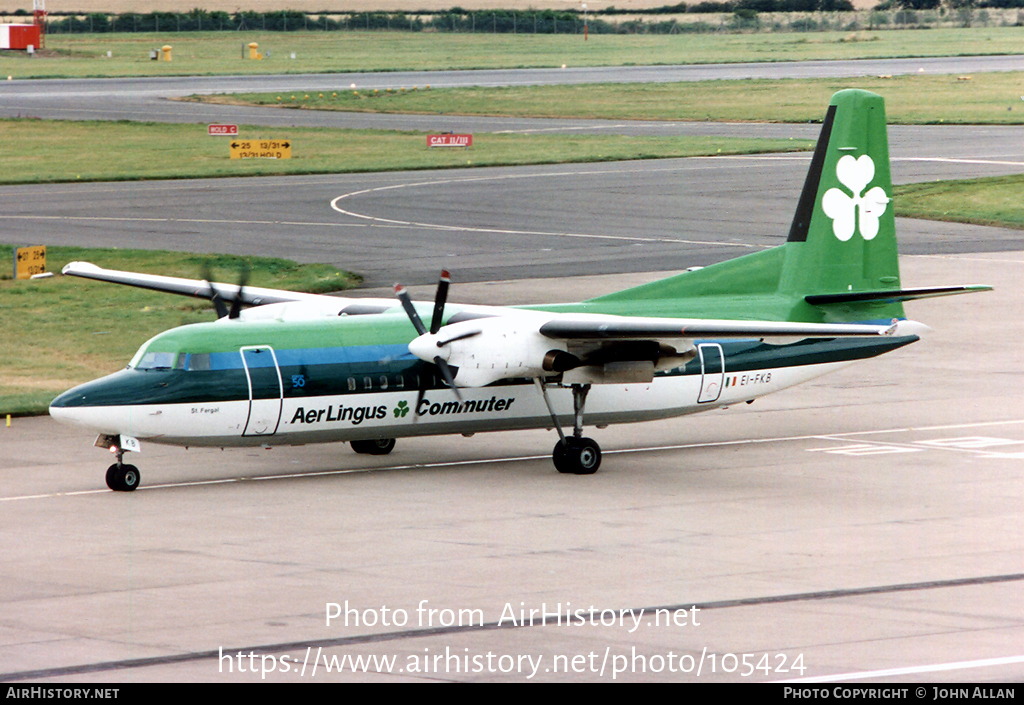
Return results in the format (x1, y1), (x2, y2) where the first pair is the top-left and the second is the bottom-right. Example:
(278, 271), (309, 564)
(50, 90), (989, 491)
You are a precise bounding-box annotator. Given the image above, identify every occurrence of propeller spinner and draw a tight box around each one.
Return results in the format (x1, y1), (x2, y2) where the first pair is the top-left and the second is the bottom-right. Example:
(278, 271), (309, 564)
(395, 270), (463, 413)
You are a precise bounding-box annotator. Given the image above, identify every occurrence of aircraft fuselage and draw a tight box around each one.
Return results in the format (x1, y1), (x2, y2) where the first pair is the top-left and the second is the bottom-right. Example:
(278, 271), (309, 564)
(49, 310), (916, 448)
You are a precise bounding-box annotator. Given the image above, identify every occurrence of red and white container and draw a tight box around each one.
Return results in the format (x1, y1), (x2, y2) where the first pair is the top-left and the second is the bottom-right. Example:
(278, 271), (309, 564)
(0, 24), (41, 50)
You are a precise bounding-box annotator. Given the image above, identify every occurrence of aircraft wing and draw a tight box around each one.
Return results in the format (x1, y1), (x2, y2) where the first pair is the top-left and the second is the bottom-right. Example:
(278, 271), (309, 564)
(538, 316), (896, 341)
(410, 310), (909, 388)
(61, 261), (331, 306)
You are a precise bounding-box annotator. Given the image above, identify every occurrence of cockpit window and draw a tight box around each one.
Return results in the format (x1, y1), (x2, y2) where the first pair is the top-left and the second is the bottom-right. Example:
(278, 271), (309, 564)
(186, 353), (211, 371)
(135, 352), (180, 370)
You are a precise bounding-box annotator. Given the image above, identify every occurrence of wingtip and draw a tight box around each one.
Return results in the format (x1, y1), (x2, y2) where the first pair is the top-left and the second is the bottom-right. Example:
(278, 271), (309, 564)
(62, 261), (100, 275)
(890, 319), (933, 337)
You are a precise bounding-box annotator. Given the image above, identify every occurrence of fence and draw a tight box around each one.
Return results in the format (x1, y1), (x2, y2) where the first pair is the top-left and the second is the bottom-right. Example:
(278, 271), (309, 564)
(6, 8), (1022, 35)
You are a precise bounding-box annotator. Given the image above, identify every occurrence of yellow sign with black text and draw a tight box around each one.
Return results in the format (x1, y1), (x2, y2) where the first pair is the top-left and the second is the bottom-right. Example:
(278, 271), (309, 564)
(230, 140), (292, 160)
(14, 245), (46, 280)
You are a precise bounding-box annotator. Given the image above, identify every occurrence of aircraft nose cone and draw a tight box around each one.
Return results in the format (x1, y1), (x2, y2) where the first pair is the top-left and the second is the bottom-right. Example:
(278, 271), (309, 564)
(49, 392), (93, 429)
(48, 372), (134, 433)
(49, 386), (87, 416)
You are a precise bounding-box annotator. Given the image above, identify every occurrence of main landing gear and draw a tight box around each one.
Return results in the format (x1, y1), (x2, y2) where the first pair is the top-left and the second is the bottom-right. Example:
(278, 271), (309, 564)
(350, 438), (397, 455)
(106, 447), (140, 492)
(535, 380), (601, 475)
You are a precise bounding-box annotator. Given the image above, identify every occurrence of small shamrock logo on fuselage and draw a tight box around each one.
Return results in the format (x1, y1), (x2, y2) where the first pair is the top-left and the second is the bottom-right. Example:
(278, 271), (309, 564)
(394, 400), (410, 418)
(821, 154), (889, 242)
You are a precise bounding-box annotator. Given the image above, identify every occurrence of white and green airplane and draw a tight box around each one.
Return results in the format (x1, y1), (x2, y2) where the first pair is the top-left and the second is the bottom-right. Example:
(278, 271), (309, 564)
(50, 90), (989, 491)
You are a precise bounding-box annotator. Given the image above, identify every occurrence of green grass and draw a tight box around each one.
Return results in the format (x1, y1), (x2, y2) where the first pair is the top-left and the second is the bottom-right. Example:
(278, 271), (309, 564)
(2, 28), (1024, 79)
(0, 119), (813, 184)
(0, 246), (358, 416)
(894, 174), (1024, 229)
(205, 72), (1024, 124)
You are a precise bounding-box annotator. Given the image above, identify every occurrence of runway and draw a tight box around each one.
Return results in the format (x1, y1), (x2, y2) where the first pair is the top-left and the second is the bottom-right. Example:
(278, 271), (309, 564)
(1, 253), (1023, 682)
(4, 55), (1024, 126)
(1, 58), (1023, 682)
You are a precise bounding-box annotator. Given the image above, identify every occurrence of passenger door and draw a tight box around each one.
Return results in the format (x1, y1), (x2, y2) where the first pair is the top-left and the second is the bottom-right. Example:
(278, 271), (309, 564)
(697, 343), (724, 404)
(240, 346), (283, 437)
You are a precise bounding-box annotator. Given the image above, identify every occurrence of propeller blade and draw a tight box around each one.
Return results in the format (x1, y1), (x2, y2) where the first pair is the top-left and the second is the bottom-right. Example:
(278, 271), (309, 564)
(228, 263), (250, 320)
(200, 263), (229, 319)
(211, 292), (229, 320)
(399, 272), (462, 413)
(436, 329), (481, 347)
(394, 284), (427, 336)
(414, 381), (427, 422)
(430, 269), (451, 335)
(434, 356), (462, 402)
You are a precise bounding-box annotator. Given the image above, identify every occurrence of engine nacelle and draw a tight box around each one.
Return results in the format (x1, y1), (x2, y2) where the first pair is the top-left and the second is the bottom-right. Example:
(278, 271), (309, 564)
(408, 316), (569, 388)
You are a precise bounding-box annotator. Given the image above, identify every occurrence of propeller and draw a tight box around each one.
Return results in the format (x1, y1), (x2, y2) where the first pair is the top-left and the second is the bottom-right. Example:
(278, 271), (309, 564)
(395, 270), (462, 416)
(201, 261), (250, 320)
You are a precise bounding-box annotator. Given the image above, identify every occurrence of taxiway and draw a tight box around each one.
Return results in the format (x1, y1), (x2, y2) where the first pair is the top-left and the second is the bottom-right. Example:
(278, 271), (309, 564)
(1, 253), (1023, 682)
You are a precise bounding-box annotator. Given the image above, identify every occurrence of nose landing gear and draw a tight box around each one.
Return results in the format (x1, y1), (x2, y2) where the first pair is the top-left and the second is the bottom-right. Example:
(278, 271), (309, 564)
(105, 444), (140, 492)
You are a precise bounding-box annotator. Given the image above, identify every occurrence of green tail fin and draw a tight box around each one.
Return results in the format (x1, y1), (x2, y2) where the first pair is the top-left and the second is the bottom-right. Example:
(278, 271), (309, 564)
(778, 89), (903, 319)
(588, 89), (905, 323)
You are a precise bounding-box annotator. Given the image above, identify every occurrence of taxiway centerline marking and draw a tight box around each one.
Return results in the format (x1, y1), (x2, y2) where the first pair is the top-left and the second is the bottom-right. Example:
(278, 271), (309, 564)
(328, 154), (1024, 244)
(330, 168), (769, 248)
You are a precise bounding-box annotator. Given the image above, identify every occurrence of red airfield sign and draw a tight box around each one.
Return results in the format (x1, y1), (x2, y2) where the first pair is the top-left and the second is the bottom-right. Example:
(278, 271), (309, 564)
(428, 134), (472, 148)
(209, 124), (239, 136)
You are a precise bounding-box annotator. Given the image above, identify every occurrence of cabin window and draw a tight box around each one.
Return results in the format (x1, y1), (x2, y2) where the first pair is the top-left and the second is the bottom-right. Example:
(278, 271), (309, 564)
(379, 375), (388, 390)
(363, 376), (373, 390)
(394, 374), (405, 390)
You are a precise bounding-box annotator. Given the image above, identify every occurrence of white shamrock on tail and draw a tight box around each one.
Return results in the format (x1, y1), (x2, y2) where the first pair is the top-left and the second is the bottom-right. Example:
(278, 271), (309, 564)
(821, 155), (889, 241)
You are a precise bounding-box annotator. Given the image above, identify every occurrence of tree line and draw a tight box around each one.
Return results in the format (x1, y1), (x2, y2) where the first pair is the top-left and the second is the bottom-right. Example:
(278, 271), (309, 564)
(4, 1), (1019, 35)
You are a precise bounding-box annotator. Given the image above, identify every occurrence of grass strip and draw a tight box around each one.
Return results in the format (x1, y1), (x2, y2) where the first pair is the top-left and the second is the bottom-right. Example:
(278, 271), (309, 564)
(2, 28), (1024, 79)
(894, 175), (1024, 229)
(0, 119), (813, 184)
(202, 72), (1024, 125)
(0, 246), (358, 416)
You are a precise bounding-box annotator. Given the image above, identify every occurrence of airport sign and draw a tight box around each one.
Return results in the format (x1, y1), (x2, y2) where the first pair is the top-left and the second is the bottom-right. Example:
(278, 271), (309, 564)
(230, 140), (292, 159)
(14, 245), (45, 279)
(209, 124), (239, 136)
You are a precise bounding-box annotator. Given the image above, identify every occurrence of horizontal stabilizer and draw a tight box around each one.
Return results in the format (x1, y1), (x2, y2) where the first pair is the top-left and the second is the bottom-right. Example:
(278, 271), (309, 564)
(806, 285), (992, 306)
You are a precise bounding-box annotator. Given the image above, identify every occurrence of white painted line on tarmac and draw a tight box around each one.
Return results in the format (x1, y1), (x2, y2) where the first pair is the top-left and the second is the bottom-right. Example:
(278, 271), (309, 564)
(330, 166), (768, 248)
(6, 417), (1024, 503)
(778, 653), (1024, 683)
(806, 443), (924, 456)
(329, 154), (1024, 243)
(899, 156), (1024, 167)
(3, 214), (364, 228)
